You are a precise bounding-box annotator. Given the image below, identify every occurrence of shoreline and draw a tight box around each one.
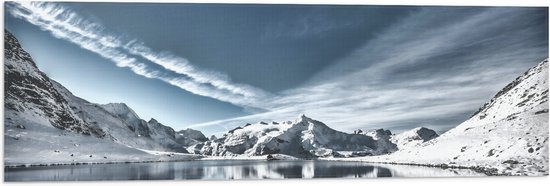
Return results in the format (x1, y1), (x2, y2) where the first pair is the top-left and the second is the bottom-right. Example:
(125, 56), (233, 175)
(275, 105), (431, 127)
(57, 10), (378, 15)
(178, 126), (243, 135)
(3, 154), (282, 168)
(4, 154), (509, 177)
(4, 156), (204, 169)
(320, 158), (508, 176)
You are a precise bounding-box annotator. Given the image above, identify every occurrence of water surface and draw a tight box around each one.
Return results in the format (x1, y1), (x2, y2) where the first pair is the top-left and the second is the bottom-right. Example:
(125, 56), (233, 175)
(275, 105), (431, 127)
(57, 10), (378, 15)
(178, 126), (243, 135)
(4, 160), (485, 181)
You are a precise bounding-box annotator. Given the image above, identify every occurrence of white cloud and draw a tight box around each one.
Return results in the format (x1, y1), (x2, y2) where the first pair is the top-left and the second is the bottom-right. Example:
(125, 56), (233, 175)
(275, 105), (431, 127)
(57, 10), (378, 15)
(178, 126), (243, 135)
(7, 1), (269, 108)
(190, 7), (547, 134)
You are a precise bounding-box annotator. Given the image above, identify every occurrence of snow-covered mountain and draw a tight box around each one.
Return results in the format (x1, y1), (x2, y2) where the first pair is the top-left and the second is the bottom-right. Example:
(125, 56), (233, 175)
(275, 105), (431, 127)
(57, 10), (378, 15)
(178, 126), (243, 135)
(97, 102), (186, 152)
(4, 31), (104, 137)
(4, 30), (198, 166)
(176, 128), (208, 147)
(100, 103), (151, 137)
(196, 114), (397, 158)
(176, 128), (208, 153)
(390, 127), (439, 150)
(351, 59), (549, 176)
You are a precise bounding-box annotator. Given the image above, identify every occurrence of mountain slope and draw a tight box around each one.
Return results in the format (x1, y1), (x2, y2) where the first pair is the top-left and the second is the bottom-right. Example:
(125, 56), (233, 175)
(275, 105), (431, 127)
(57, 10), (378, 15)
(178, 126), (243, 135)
(198, 114), (397, 158)
(4, 31), (103, 137)
(4, 30), (196, 165)
(51, 81), (186, 152)
(100, 103), (151, 137)
(345, 59), (549, 176)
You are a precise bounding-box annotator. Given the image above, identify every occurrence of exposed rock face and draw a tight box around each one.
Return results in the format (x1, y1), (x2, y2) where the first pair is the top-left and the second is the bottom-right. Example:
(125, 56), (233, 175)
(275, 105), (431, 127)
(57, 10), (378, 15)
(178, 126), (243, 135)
(176, 128), (208, 148)
(4, 30), (104, 137)
(198, 114), (397, 158)
(366, 129), (393, 140)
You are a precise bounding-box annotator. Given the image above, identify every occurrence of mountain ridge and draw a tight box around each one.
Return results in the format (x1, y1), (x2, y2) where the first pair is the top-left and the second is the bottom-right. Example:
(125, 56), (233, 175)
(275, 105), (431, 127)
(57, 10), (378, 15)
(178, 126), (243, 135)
(193, 114), (399, 158)
(4, 30), (193, 157)
(346, 59), (549, 176)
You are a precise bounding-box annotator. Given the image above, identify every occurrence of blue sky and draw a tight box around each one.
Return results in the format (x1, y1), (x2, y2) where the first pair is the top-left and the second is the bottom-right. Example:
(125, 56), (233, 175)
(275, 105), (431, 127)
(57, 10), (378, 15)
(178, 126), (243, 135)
(4, 2), (548, 136)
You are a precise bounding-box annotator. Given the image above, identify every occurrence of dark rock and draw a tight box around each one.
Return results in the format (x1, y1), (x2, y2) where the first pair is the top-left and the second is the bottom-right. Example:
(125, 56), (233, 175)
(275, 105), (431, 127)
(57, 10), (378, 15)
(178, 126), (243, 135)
(535, 109), (549, 115)
(228, 126), (243, 134)
(503, 160), (519, 164)
(487, 149), (495, 157)
(209, 135), (218, 141)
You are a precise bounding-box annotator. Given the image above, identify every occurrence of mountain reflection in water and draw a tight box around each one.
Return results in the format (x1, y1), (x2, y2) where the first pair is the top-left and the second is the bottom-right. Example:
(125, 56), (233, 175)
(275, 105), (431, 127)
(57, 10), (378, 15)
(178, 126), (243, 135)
(4, 160), (484, 181)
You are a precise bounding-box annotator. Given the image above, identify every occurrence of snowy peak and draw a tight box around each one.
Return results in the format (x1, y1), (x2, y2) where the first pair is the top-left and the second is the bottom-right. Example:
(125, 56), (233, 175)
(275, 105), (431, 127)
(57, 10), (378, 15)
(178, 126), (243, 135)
(177, 129), (208, 141)
(4, 30), (34, 66)
(100, 103), (140, 121)
(148, 118), (159, 124)
(199, 115), (396, 158)
(147, 118), (176, 139)
(4, 30), (104, 137)
(176, 129), (208, 148)
(294, 113), (312, 124)
(100, 103), (151, 137)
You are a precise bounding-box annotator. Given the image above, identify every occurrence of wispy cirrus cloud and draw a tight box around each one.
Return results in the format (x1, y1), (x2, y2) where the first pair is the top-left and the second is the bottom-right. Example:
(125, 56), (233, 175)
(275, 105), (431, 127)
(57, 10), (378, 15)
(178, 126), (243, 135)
(190, 7), (548, 135)
(6, 1), (270, 108)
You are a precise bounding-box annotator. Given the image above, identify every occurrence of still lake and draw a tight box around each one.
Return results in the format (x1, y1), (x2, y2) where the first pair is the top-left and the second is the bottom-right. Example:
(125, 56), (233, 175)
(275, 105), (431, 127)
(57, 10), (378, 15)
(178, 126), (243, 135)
(4, 160), (485, 181)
